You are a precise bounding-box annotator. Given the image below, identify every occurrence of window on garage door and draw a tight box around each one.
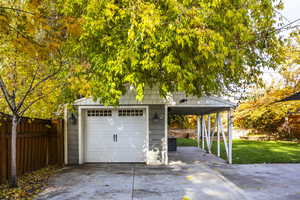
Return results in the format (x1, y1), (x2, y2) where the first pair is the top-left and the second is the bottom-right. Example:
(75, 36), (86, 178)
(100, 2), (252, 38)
(87, 110), (112, 117)
(118, 109), (143, 117)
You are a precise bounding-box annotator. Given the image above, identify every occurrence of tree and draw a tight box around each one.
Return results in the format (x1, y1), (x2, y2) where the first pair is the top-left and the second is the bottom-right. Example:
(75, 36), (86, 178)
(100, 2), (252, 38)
(234, 32), (300, 137)
(234, 87), (300, 134)
(0, 0), (67, 187)
(280, 31), (300, 89)
(59, 0), (284, 104)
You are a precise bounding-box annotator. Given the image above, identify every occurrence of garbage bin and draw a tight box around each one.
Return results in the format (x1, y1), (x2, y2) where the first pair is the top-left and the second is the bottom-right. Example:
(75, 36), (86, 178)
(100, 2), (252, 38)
(168, 137), (177, 151)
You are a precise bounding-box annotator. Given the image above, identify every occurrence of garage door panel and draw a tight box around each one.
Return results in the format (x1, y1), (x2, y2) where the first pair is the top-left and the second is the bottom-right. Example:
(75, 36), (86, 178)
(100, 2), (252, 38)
(87, 127), (112, 130)
(114, 110), (146, 162)
(117, 125), (146, 131)
(87, 120), (113, 125)
(87, 130), (114, 135)
(118, 135), (146, 143)
(86, 152), (113, 162)
(87, 134), (114, 139)
(87, 141), (112, 148)
(113, 151), (145, 162)
(87, 124), (114, 127)
(87, 120), (114, 125)
(85, 108), (147, 163)
(116, 126), (146, 131)
(117, 138), (147, 146)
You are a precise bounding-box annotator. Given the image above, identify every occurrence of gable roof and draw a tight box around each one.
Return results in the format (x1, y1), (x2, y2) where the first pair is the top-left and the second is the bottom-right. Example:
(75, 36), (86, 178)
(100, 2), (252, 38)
(74, 88), (235, 108)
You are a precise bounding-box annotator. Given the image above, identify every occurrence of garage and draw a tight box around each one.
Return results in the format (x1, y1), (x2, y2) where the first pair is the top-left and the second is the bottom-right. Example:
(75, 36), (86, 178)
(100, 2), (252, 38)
(85, 108), (148, 163)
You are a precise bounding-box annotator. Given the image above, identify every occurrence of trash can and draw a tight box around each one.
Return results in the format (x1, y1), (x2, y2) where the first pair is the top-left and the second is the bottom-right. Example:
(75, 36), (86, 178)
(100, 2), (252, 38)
(168, 137), (177, 151)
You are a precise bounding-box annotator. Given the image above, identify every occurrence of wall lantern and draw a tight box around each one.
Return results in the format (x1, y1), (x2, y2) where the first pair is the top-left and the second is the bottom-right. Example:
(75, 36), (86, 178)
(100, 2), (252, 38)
(69, 113), (77, 125)
(153, 112), (160, 122)
(179, 98), (188, 104)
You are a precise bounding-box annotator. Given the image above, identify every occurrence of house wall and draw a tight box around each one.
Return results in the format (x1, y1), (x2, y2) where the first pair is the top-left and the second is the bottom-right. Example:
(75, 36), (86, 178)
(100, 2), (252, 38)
(66, 105), (166, 165)
(148, 105), (166, 165)
(67, 107), (79, 164)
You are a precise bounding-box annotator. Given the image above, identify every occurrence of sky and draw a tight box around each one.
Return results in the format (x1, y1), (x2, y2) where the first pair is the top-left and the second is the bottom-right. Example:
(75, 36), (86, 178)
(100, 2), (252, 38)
(281, 0), (300, 25)
(263, 0), (300, 86)
(278, 0), (300, 38)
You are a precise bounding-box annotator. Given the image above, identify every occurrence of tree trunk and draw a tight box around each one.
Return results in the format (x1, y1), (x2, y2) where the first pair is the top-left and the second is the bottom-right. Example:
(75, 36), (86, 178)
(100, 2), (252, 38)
(10, 115), (18, 187)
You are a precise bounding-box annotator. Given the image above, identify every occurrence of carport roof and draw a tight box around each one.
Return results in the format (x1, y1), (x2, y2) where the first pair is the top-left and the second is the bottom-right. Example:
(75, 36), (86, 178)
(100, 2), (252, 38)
(168, 105), (232, 115)
(74, 89), (235, 114)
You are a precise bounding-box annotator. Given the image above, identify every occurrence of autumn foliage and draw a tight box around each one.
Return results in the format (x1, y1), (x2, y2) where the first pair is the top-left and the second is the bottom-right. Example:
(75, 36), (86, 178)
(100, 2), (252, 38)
(235, 33), (300, 138)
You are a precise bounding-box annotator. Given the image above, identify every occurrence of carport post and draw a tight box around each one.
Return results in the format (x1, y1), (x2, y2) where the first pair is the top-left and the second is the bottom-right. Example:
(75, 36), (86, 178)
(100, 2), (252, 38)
(217, 112), (220, 157)
(207, 115), (211, 153)
(201, 115), (204, 150)
(228, 110), (233, 164)
(207, 115), (211, 149)
(197, 116), (200, 148)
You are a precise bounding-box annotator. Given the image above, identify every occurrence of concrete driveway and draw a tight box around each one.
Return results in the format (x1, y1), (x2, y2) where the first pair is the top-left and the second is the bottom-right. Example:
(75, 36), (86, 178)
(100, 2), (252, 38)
(213, 163), (300, 200)
(37, 147), (300, 200)
(37, 163), (247, 200)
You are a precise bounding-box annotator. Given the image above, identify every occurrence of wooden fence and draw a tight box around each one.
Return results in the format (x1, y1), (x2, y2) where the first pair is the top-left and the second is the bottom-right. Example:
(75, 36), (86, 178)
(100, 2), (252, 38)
(287, 113), (300, 139)
(0, 116), (64, 184)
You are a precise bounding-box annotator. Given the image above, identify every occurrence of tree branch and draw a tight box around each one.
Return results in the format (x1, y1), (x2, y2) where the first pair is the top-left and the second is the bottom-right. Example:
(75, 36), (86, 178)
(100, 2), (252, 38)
(16, 50), (65, 113)
(0, 75), (15, 112)
(18, 95), (45, 117)
(12, 45), (18, 103)
(18, 82), (67, 117)
(0, 6), (35, 15)
(15, 65), (40, 112)
(0, 6), (60, 20)
(6, 23), (43, 47)
(29, 70), (60, 91)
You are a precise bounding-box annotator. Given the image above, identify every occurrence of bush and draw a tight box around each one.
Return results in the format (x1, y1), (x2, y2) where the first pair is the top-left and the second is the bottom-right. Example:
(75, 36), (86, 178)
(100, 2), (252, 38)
(235, 87), (300, 138)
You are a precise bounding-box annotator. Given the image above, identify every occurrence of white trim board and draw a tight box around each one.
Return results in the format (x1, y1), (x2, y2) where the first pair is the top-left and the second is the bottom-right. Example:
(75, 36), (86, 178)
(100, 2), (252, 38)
(164, 105), (168, 165)
(64, 105), (68, 165)
(78, 107), (83, 164)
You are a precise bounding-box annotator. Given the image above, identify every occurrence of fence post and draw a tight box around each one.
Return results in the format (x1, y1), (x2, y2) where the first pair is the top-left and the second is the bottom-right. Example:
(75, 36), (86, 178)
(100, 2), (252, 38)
(0, 124), (7, 184)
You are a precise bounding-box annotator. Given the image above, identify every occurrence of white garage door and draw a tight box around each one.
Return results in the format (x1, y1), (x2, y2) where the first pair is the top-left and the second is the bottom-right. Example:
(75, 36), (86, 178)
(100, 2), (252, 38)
(85, 108), (147, 162)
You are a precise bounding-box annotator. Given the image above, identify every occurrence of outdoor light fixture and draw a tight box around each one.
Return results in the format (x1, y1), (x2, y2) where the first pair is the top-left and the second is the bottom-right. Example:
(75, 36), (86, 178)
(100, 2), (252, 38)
(153, 112), (160, 122)
(179, 98), (188, 103)
(69, 113), (77, 125)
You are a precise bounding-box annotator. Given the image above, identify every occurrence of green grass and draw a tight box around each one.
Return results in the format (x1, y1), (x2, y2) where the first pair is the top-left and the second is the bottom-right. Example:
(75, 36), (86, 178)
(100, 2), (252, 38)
(176, 138), (198, 147)
(176, 138), (300, 164)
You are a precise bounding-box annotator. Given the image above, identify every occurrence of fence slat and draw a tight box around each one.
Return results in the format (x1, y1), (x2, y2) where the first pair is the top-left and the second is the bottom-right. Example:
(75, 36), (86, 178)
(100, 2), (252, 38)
(21, 137), (25, 175)
(0, 124), (7, 183)
(0, 117), (64, 184)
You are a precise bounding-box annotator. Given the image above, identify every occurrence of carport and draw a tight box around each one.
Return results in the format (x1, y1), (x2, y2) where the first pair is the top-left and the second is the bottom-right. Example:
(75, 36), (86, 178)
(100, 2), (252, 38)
(166, 97), (235, 164)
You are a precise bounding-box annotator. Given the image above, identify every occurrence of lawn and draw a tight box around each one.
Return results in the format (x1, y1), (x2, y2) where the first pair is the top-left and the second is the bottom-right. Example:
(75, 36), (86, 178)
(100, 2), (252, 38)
(177, 138), (300, 164)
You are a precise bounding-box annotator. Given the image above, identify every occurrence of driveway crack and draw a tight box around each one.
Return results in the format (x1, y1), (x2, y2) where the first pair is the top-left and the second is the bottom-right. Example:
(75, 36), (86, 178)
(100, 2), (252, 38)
(131, 165), (136, 200)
